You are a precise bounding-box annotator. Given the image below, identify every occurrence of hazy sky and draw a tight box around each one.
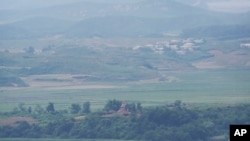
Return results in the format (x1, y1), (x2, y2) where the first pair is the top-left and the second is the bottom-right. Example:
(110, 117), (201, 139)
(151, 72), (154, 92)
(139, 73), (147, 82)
(0, 0), (82, 9)
(0, 0), (249, 13)
(207, 0), (250, 13)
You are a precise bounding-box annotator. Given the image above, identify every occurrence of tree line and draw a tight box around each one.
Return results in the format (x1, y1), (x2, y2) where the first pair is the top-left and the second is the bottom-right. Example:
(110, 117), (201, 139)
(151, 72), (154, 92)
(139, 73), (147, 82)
(0, 100), (250, 141)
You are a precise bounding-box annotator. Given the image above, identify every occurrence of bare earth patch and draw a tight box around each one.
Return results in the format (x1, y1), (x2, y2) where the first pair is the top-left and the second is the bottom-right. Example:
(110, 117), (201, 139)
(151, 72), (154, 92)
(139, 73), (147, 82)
(3, 74), (123, 90)
(193, 49), (250, 69)
(0, 116), (37, 127)
(192, 61), (224, 69)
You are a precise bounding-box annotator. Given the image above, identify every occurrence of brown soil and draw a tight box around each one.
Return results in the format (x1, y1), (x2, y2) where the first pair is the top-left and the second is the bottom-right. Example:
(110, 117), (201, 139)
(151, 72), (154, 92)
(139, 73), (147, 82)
(0, 116), (37, 127)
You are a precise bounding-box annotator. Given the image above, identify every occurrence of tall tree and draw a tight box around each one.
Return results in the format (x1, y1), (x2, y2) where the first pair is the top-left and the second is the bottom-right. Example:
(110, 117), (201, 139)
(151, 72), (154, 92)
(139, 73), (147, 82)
(34, 104), (45, 114)
(46, 102), (55, 113)
(28, 106), (32, 114)
(18, 102), (26, 112)
(70, 103), (81, 114)
(82, 101), (91, 113)
(137, 102), (142, 112)
(104, 99), (122, 112)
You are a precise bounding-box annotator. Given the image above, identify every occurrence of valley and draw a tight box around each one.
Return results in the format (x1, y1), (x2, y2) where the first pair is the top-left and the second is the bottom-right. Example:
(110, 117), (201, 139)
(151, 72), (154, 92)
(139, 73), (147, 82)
(1, 37), (250, 112)
(0, 0), (250, 141)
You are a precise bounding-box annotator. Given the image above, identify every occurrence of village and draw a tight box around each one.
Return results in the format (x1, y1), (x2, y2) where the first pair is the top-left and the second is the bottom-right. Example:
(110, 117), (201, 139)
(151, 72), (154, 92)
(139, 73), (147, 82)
(133, 38), (205, 55)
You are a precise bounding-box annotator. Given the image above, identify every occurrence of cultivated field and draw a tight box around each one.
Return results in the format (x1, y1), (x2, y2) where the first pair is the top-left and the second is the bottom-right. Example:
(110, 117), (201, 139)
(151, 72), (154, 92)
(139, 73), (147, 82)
(0, 70), (249, 112)
(1, 38), (250, 112)
(0, 139), (137, 141)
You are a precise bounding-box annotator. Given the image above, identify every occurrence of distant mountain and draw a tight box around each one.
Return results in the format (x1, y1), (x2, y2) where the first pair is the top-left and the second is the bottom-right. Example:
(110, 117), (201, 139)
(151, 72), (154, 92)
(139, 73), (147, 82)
(0, 0), (249, 39)
(28, 0), (210, 20)
(0, 25), (32, 39)
(182, 24), (250, 39)
(65, 0), (250, 38)
(175, 0), (250, 13)
(0, 17), (73, 39)
(65, 15), (219, 38)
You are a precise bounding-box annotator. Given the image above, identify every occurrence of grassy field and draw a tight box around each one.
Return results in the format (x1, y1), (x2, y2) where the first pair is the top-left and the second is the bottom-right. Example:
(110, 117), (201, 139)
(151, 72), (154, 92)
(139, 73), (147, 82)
(0, 70), (249, 112)
(0, 139), (136, 141)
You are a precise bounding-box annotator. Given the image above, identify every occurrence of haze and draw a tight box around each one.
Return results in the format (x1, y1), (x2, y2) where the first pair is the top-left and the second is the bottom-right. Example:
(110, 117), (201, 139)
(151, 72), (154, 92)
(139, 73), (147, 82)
(0, 0), (250, 141)
(1, 0), (250, 13)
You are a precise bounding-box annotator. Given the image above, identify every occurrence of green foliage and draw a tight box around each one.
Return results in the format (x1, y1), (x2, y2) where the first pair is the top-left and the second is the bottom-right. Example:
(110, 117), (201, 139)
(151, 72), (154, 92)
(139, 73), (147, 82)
(127, 103), (136, 113)
(82, 102), (91, 114)
(104, 99), (122, 112)
(34, 104), (45, 114)
(0, 139), (134, 141)
(136, 102), (142, 112)
(1, 102), (249, 141)
(70, 104), (81, 114)
(28, 107), (32, 114)
(18, 103), (26, 112)
(46, 103), (55, 113)
(174, 100), (182, 108)
(126, 102), (143, 114)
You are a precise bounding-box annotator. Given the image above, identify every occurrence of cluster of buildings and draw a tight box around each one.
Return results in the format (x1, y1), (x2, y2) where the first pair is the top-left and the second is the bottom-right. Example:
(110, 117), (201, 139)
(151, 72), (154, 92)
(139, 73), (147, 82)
(240, 43), (250, 48)
(133, 38), (205, 55)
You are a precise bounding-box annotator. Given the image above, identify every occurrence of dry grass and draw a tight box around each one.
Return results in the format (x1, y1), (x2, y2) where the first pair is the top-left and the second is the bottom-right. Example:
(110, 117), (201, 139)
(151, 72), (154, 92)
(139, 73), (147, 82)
(192, 49), (250, 69)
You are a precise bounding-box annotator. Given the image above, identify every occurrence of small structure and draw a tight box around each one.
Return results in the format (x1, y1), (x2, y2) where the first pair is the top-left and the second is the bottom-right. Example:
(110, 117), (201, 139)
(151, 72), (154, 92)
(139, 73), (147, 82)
(117, 103), (130, 116)
(103, 102), (131, 117)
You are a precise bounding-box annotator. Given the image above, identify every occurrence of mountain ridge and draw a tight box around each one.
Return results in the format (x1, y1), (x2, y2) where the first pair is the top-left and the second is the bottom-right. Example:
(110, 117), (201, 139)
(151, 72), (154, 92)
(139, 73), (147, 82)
(0, 0), (249, 39)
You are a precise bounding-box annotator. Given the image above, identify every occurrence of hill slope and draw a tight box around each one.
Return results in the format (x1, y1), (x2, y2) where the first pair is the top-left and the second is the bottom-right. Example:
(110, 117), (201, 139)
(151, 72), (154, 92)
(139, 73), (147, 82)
(1, 0), (249, 39)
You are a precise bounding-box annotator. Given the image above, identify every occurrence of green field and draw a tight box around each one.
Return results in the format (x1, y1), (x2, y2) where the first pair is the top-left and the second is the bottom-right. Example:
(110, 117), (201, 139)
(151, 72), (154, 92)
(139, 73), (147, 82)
(0, 139), (136, 141)
(1, 70), (249, 112)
